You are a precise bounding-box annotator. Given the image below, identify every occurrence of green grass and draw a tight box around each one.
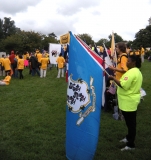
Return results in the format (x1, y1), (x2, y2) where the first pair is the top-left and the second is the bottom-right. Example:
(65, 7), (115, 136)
(0, 61), (151, 160)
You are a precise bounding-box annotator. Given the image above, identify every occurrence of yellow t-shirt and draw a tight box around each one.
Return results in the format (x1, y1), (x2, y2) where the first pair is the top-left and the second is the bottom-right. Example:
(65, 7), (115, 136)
(129, 51), (134, 55)
(15, 55), (19, 59)
(45, 53), (49, 58)
(3, 58), (11, 71)
(100, 46), (104, 53)
(23, 54), (27, 60)
(135, 51), (140, 55)
(41, 58), (49, 69)
(116, 53), (128, 80)
(18, 59), (24, 69)
(37, 53), (42, 63)
(3, 75), (11, 85)
(26, 53), (29, 58)
(56, 56), (65, 68)
(140, 47), (145, 55)
(0, 58), (2, 65)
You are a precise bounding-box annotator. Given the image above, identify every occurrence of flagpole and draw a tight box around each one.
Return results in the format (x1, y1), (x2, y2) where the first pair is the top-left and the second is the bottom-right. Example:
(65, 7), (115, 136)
(103, 69), (110, 76)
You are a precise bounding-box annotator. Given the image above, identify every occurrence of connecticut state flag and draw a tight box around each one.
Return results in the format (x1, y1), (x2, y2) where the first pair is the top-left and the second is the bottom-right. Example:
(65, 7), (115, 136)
(66, 32), (104, 160)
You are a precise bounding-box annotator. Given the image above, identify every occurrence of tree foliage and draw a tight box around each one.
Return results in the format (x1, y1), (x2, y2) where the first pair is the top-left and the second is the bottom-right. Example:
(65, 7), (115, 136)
(0, 17), (19, 40)
(42, 35), (58, 50)
(108, 33), (123, 43)
(77, 33), (94, 45)
(132, 25), (151, 49)
(1, 16), (151, 53)
(96, 38), (109, 47)
(1, 30), (43, 53)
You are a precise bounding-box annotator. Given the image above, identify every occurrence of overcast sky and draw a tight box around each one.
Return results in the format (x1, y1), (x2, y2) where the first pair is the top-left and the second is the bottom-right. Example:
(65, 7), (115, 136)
(0, 0), (151, 42)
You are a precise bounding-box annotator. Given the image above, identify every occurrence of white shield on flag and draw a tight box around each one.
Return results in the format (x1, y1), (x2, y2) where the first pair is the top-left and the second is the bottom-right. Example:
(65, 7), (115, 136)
(67, 75), (90, 113)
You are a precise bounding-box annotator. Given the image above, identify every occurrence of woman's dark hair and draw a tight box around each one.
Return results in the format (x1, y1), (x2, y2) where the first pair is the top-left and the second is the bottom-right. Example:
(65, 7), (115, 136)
(128, 54), (141, 68)
(19, 54), (22, 59)
(117, 42), (126, 53)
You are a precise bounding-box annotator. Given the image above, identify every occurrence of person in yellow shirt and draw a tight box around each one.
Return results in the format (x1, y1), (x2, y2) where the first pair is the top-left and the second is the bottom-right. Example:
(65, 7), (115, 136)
(0, 55), (5, 76)
(17, 54), (24, 79)
(140, 45), (145, 63)
(135, 49), (140, 55)
(109, 42), (128, 80)
(26, 51), (30, 59)
(0, 72), (11, 85)
(56, 53), (65, 78)
(40, 54), (49, 78)
(99, 46), (104, 58)
(45, 51), (49, 58)
(36, 50), (42, 63)
(3, 56), (11, 76)
(23, 52), (27, 60)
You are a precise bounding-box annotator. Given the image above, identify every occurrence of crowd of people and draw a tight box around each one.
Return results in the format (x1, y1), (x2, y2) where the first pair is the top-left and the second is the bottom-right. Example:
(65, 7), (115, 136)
(90, 42), (143, 151)
(0, 49), (66, 85)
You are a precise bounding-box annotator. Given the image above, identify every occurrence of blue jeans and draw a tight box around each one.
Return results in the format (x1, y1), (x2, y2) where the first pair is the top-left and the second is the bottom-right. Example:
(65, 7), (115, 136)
(14, 69), (18, 78)
(32, 68), (40, 76)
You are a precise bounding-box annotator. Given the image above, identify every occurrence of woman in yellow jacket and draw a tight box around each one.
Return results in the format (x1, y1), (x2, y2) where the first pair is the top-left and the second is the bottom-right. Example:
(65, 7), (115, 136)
(17, 54), (24, 79)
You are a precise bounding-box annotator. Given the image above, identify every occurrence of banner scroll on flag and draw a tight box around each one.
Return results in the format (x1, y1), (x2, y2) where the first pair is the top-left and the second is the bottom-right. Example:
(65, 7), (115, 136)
(66, 32), (104, 160)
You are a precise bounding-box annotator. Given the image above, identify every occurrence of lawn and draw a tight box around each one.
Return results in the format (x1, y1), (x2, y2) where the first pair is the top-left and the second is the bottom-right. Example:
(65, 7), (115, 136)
(0, 61), (150, 160)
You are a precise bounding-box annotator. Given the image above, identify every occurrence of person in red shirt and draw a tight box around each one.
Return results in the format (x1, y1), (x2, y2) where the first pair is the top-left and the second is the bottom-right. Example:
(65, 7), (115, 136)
(9, 50), (15, 77)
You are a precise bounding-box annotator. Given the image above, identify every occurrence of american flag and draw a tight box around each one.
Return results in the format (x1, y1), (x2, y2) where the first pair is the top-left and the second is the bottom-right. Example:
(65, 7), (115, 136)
(108, 82), (116, 95)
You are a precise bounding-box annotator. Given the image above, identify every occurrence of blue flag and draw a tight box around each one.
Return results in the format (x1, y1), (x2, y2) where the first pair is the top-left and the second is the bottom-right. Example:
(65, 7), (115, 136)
(66, 32), (104, 160)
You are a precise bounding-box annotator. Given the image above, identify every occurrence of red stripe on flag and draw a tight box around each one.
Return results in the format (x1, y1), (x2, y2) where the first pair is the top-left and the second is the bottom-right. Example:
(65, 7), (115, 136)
(76, 36), (104, 66)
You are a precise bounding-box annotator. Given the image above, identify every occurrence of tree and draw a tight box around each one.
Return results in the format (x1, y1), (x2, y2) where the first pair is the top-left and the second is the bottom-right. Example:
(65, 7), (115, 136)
(132, 25), (151, 48)
(42, 35), (58, 51)
(108, 33), (123, 43)
(2, 17), (18, 38)
(1, 30), (43, 53)
(77, 33), (94, 45)
(96, 38), (109, 46)
(0, 19), (4, 40)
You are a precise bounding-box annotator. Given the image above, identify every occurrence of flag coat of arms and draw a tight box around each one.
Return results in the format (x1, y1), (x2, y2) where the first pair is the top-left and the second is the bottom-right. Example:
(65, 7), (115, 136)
(66, 32), (104, 160)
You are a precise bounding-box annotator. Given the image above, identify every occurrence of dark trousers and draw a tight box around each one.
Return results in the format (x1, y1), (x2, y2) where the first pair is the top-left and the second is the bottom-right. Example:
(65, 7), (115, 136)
(18, 69), (23, 79)
(31, 68), (40, 76)
(122, 110), (137, 148)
